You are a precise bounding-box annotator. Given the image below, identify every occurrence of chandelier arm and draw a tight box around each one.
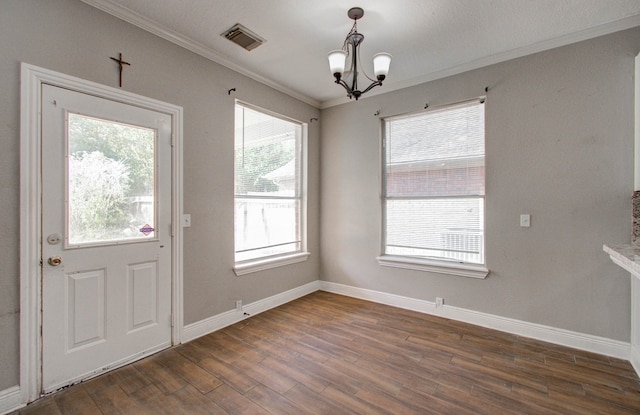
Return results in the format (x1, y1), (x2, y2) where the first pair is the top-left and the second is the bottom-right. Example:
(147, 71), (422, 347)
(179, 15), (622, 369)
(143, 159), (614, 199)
(335, 78), (353, 95)
(359, 80), (383, 96)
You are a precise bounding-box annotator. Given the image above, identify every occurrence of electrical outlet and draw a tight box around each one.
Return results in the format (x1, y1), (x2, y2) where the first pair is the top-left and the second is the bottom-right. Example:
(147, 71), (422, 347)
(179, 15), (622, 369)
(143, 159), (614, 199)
(235, 300), (242, 312)
(436, 297), (444, 308)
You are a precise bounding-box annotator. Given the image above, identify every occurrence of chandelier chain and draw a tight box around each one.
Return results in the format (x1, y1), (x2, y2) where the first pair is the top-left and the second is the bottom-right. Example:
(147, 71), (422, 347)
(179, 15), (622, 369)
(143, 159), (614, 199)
(342, 21), (358, 52)
(342, 20), (376, 83)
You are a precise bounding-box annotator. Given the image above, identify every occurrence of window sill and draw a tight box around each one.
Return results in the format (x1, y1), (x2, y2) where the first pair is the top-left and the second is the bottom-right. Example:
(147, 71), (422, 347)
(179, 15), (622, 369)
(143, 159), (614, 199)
(234, 252), (311, 276)
(377, 255), (489, 279)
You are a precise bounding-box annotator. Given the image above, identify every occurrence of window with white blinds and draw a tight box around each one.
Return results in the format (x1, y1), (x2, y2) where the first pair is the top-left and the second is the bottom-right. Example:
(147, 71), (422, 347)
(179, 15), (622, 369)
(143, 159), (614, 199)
(234, 103), (305, 264)
(382, 100), (485, 266)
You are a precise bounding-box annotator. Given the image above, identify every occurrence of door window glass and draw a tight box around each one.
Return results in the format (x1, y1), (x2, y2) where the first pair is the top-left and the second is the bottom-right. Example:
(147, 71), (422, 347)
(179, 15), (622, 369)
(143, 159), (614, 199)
(67, 113), (156, 245)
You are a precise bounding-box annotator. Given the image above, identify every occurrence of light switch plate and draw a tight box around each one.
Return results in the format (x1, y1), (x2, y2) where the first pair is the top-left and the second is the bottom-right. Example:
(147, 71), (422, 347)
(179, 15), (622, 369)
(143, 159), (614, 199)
(182, 214), (191, 227)
(520, 214), (531, 228)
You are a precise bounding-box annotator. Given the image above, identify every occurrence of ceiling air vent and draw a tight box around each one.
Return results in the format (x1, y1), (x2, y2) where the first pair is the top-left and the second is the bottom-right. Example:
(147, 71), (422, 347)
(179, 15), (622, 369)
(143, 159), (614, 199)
(222, 24), (265, 51)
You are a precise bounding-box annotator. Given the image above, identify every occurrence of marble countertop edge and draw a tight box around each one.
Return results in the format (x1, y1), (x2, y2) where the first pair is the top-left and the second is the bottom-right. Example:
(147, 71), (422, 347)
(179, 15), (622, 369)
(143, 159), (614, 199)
(603, 243), (640, 279)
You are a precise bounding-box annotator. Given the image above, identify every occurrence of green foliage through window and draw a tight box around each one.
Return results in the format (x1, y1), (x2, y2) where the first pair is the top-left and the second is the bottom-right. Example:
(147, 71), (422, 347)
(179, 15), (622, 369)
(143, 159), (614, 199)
(68, 113), (155, 244)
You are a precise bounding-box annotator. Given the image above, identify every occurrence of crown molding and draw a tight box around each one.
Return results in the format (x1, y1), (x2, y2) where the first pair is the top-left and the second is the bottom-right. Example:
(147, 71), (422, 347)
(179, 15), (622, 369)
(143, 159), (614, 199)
(80, 0), (321, 108)
(81, 1), (639, 110)
(319, 14), (640, 109)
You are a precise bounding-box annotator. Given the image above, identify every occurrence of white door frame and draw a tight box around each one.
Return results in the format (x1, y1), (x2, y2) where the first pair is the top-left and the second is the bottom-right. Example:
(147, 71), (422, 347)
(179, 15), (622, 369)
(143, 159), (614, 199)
(19, 63), (184, 404)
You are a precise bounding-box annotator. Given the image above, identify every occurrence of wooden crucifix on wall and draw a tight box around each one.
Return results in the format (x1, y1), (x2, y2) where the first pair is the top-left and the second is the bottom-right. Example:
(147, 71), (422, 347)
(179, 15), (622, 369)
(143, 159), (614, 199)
(110, 53), (130, 87)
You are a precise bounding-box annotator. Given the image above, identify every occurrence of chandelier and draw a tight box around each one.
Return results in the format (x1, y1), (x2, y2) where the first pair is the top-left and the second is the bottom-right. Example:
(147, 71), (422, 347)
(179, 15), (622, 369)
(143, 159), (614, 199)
(328, 7), (391, 100)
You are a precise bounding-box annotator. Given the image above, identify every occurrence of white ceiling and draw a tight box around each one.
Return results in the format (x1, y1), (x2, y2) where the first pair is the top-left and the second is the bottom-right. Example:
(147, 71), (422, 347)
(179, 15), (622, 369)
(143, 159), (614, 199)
(82, 0), (640, 108)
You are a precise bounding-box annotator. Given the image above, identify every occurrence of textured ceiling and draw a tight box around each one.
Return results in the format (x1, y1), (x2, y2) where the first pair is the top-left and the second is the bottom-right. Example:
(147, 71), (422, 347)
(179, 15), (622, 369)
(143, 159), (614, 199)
(82, 0), (640, 108)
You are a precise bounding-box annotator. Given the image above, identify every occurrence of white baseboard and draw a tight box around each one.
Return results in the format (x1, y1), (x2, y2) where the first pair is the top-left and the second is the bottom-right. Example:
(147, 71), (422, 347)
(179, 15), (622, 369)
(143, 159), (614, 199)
(182, 280), (321, 343)
(10, 278), (632, 414)
(631, 343), (640, 375)
(0, 386), (23, 415)
(7, 278), (635, 415)
(179, 278), (633, 368)
(319, 281), (632, 361)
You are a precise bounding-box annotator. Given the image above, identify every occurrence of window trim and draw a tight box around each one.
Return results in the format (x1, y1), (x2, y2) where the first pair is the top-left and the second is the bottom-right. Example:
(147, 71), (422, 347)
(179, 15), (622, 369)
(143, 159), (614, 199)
(380, 98), (488, 277)
(234, 252), (311, 276)
(233, 101), (309, 275)
(377, 255), (488, 279)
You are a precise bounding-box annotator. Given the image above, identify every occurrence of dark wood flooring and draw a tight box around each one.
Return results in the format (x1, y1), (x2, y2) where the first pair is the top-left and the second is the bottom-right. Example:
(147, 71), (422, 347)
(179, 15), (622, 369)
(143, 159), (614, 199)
(12, 291), (640, 414)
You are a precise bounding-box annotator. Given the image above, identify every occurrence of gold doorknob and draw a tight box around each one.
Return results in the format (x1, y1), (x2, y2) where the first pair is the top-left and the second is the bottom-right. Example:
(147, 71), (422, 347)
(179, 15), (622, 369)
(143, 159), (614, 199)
(48, 256), (62, 266)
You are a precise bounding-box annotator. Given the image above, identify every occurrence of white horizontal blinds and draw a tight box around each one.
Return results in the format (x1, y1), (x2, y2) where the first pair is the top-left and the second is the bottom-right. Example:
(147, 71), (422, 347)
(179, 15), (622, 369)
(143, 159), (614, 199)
(234, 103), (302, 262)
(384, 100), (485, 264)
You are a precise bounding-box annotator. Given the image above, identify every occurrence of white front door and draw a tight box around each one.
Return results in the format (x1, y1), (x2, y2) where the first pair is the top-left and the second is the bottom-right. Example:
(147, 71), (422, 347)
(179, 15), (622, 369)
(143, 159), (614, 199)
(41, 84), (173, 393)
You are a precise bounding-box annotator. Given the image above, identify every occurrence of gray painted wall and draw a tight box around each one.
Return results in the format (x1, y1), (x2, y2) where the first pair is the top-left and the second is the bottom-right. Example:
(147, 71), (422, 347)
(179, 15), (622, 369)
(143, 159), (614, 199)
(320, 27), (640, 343)
(1, 0), (639, 397)
(0, 0), (320, 390)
